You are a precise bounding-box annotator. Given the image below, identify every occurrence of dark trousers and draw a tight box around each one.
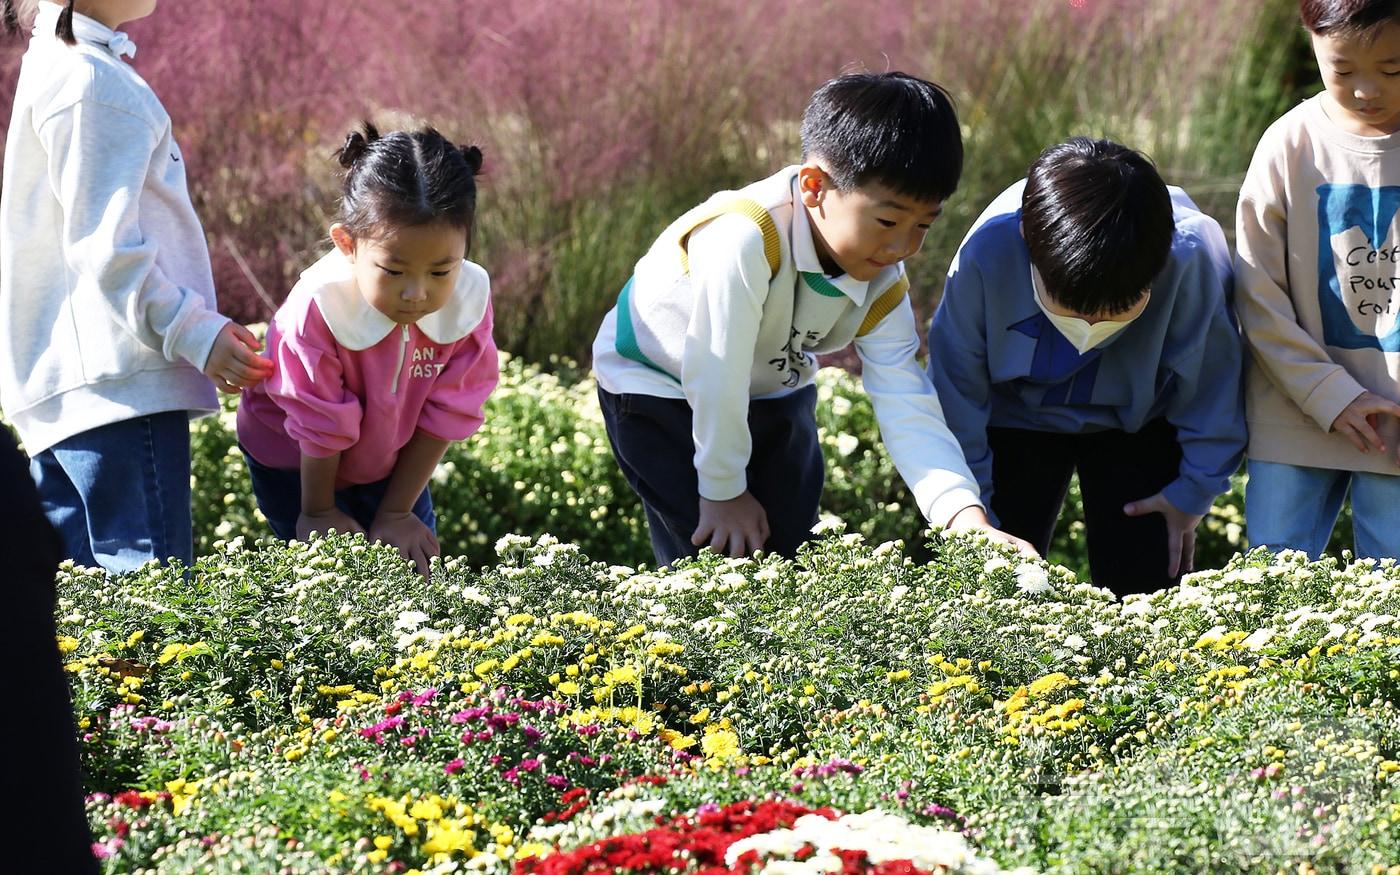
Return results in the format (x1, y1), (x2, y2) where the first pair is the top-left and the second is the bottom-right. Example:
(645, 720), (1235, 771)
(988, 418), (1182, 596)
(0, 430), (99, 872)
(598, 385), (824, 567)
(241, 447), (436, 541)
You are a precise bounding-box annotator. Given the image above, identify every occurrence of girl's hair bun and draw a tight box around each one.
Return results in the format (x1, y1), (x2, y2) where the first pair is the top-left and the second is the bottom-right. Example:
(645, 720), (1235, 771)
(459, 144), (483, 175)
(336, 121), (381, 169)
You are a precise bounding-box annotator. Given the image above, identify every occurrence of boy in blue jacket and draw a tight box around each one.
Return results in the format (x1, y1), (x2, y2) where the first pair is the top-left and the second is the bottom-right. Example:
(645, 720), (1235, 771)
(927, 138), (1246, 595)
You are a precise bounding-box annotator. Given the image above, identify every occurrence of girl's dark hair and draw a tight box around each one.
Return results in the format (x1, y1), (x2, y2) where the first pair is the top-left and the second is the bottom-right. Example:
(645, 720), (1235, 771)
(1, 1), (19, 35)
(1300, 0), (1400, 35)
(1, 1), (76, 44)
(335, 121), (483, 244)
(1021, 137), (1173, 316)
(56, 0), (74, 44)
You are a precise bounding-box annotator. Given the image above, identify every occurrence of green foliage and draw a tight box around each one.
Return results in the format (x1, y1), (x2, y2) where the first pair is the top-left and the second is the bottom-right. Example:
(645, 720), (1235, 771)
(65, 531), (1400, 871)
(191, 358), (1356, 584)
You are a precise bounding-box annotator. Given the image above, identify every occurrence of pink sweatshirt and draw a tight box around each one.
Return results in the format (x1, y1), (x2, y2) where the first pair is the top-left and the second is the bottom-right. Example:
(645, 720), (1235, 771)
(237, 250), (498, 488)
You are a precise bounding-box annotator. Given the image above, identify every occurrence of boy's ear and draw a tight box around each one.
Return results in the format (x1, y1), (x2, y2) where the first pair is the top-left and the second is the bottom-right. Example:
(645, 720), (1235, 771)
(329, 223), (357, 260)
(797, 163), (829, 209)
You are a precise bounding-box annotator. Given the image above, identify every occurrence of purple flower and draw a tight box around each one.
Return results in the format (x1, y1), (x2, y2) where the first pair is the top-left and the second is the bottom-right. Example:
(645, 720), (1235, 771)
(444, 758), (465, 775)
(546, 774), (569, 790)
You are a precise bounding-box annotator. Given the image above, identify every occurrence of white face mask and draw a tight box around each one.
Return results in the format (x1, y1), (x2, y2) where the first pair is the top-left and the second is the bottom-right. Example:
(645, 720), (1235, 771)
(1030, 265), (1148, 354)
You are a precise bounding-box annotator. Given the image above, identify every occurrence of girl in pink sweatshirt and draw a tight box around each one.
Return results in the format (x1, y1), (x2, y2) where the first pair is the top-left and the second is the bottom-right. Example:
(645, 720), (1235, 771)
(237, 123), (498, 575)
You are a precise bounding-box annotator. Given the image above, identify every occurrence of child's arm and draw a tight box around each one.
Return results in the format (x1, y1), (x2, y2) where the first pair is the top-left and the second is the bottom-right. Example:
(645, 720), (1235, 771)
(297, 451), (363, 541)
(859, 273), (1035, 556)
(363, 303), (497, 575)
(679, 217), (774, 557)
(1235, 152), (1400, 447)
(1124, 236), (1247, 577)
(368, 431), (447, 577)
(37, 100), (269, 383)
(925, 259), (996, 505)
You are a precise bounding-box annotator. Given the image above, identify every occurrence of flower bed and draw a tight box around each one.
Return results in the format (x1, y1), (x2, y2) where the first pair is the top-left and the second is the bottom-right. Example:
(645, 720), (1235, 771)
(190, 354), (1262, 581)
(59, 530), (1400, 872)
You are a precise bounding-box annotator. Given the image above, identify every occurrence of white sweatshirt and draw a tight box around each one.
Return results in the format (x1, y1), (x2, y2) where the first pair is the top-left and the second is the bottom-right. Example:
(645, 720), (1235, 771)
(592, 166), (982, 527)
(0, 3), (227, 453)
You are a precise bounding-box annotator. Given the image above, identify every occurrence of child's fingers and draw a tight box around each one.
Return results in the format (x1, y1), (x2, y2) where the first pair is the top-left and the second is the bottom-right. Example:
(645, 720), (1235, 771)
(691, 521), (714, 548)
(221, 360), (268, 384)
(1349, 416), (1386, 453)
(1165, 528), (1183, 578)
(1336, 422), (1368, 454)
(231, 344), (274, 369)
(727, 532), (746, 559)
(229, 322), (264, 349)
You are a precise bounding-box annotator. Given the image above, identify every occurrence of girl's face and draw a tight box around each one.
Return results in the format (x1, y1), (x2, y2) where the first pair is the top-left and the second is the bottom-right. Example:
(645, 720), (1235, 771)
(330, 222), (468, 325)
(1312, 20), (1400, 136)
(74, 0), (159, 29)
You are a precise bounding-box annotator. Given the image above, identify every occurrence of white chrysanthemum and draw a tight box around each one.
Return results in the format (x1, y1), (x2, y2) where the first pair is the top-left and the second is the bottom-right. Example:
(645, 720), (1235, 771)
(720, 572), (749, 590)
(835, 433), (860, 457)
(1064, 634), (1087, 651)
(832, 395), (853, 417)
(726, 808), (1023, 872)
(494, 533), (532, 555)
(1014, 563), (1051, 595)
(1240, 627), (1275, 651)
(394, 610), (430, 631)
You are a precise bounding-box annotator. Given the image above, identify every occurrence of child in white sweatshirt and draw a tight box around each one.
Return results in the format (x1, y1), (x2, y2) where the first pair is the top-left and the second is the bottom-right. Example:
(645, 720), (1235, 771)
(0, 0), (272, 572)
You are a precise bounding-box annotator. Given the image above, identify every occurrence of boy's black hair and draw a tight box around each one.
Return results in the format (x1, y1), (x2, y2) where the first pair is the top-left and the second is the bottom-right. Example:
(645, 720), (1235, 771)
(1, 1), (75, 44)
(1300, 0), (1400, 35)
(335, 121), (484, 246)
(799, 71), (963, 204)
(1021, 137), (1173, 316)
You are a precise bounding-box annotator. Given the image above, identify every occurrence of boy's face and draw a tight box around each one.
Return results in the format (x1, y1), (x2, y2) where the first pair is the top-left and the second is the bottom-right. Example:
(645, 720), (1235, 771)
(330, 221), (468, 325)
(798, 163), (941, 282)
(1312, 20), (1400, 136)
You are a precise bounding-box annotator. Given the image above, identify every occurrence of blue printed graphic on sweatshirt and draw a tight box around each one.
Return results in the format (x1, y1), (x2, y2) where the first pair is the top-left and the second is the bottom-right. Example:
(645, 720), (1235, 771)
(1316, 183), (1400, 351)
(1008, 312), (1102, 406)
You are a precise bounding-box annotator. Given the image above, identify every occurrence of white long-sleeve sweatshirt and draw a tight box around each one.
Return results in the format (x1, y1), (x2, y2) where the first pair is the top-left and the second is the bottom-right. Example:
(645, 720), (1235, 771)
(0, 4), (227, 453)
(592, 166), (982, 528)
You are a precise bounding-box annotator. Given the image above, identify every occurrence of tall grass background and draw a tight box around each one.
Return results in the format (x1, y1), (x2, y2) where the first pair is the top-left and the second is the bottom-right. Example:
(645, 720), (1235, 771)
(0, 0), (1316, 363)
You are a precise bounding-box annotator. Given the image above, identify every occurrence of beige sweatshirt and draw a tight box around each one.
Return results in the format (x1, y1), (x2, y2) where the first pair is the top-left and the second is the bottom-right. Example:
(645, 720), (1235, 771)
(1235, 93), (1400, 474)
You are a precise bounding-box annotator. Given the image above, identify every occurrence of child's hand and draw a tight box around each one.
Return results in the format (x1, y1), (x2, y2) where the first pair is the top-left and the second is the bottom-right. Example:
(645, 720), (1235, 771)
(693, 492), (770, 559)
(296, 508), (364, 541)
(370, 511), (440, 577)
(1378, 413), (1400, 467)
(944, 505), (1039, 557)
(204, 322), (274, 393)
(1122, 491), (1203, 578)
(1329, 391), (1400, 455)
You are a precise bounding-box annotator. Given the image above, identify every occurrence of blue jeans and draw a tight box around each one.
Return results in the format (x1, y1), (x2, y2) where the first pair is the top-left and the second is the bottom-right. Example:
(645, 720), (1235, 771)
(29, 411), (193, 573)
(1246, 459), (1400, 559)
(241, 447), (436, 541)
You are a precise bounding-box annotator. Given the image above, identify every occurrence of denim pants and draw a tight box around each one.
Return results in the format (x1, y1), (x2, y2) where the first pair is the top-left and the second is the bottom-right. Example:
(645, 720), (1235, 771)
(28, 411), (193, 573)
(1245, 459), (1400, 560)
(241, 448), (436, 541)
(598, 384), (824, 568)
